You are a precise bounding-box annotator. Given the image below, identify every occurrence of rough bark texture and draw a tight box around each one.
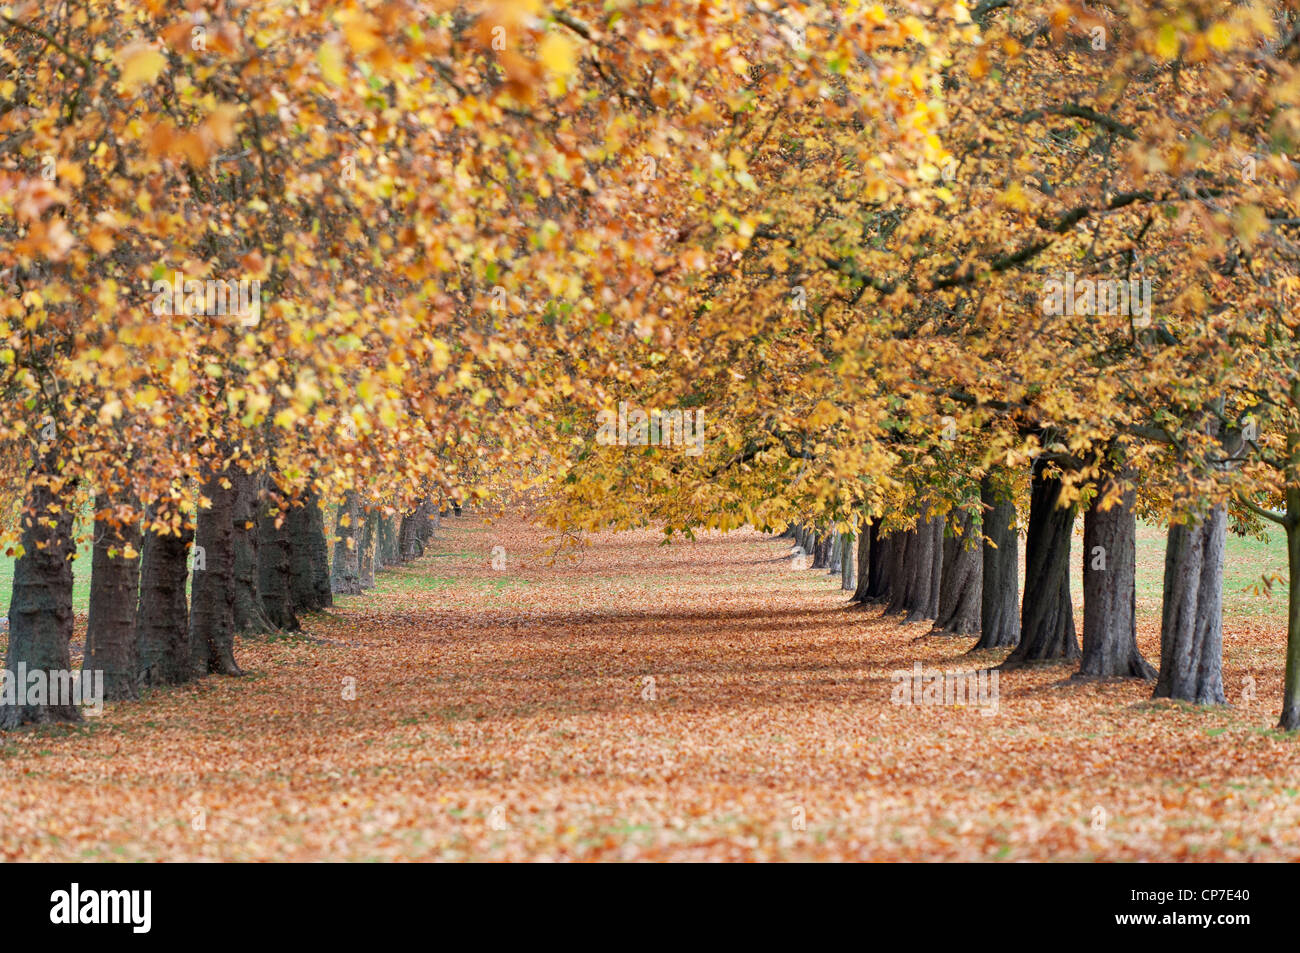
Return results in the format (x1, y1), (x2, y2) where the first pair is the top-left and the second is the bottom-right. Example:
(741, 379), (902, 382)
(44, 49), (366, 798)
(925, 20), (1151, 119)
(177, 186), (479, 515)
(828, 531), (842, 574)
(136, 518), (194, 686)
(851, 523), (872, 602)
(374, 514), (395, 569)
(190, 467), (243, 677)
(1153, 506), (1227, 705)
(933, 508), (981, 635)
(83, 494), (142, 701)
(399, 502), (430, 561)
(359, 506), (377, 589)
(1283, 501), (1300, 730)
(1, 468), (80, 728)
(289, 492), (332, 612)
(1002, 463), (1079, 668)
(973, 477), (1020, 650)
(309, 499), (333, 608)
(811, 531), (831, 570)
(796, 526), (811, 561)
(232, 468), (274, 634)
(840, 532), (855, 590)
(421, 498), (439, 548)
(884, 528), (916, 615)
(330, 491), (363, 595)
(865, 528), (894, 603)
(888, 514), (943, 623)
(1079, 480), (1155, 680)
(257, 499), (298, 632)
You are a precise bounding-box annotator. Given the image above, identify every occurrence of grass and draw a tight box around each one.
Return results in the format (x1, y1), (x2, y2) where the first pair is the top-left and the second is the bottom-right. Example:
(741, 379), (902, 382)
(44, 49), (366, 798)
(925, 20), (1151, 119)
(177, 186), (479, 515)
(0, 515), (1286, 624)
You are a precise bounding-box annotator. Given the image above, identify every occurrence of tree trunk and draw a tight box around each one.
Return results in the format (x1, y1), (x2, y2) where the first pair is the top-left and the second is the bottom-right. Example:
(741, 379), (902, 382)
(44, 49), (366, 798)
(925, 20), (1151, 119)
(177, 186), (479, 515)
(0, 466), (80, 728)
(828, 530), (842, 574)
(189, 467), (243, 677)
(289, 492), (332, 612)
(796, 526), (812, 562)
(1281, 496), (1300, 729)
(83, 494), (141, 701)
(925, 515), (944, 620)
(884, 527), (917, 615)
(973, 475), (1020, 650)
(811, 531), (830, 570)
(399, 503), (429, 561)
(360, 505), (377, 589)
(231, 468), (273, 634)
(136, 516), (194, 686)
(851, 522), (872, 602)
(257, 497), (298, 632)
(1078, 478), (1155, 679)
(933, 508), (981, 635)
(330, 491), (363, 595)
(417, 497), (438, 550)
(888, 513), (942, 623)
(1153, 506), (1226, 705)
(1002, 462), (1079, 668)
(865, 527), (894, 603)
(309, 498), (333, 608)
(841, 532), (855, 590)
(373, 514), (391, 569)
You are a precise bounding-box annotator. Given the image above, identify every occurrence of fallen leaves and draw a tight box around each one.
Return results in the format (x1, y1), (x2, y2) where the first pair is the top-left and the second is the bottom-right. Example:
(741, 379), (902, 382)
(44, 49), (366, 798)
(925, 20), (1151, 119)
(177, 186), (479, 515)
(2, 514), (1299, 861)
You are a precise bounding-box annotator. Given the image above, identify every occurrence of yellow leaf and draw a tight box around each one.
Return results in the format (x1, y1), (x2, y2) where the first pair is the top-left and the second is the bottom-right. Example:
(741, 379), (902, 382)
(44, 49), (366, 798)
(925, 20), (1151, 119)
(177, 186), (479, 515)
(317, 40), (346, 86)
(1155, 23), (1180, 60)
(117, 43), (167, 91)
(1206, 22), (1233, 51)
(539, 33), (577, 77)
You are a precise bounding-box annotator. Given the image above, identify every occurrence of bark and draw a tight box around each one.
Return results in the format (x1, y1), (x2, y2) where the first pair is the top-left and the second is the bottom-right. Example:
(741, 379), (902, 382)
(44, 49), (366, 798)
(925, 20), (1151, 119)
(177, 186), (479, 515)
(309, 499), (333, 608)
(1078, 478), (1155, 679)
(257, 497), (298, 632)
(1282, 503), (1300, 729)
(1002, 462), (1079, 668)
(796, 526), (813, 564)
(865, 527), (894, 603)
(828, 531), (842, 574)
(884, 528), (917, 615)
(83, 494), (141, 701)
(925, 516), (944, 621)
(851, 522), (872, 602)
(330, 491), (363, 595)
(888, 513), (943, 623)
(189, 466), (243, 677)
(231, 468), (274, 634)
(359, 506), (377, 589)
(1153, 506), (1227, 705)
(0, 466), (80, 728)
(841, 532), (855, 590)
(933, 508), (981, 635)
(136, 517), (194, 686)
(374, 514), (394, 569)
(973, 475), (1020, 650)
(418, 497), (438, 549)
(399, 502), (429, 561)
(811, 531), (831, 570)
(289, 492), (332, 612)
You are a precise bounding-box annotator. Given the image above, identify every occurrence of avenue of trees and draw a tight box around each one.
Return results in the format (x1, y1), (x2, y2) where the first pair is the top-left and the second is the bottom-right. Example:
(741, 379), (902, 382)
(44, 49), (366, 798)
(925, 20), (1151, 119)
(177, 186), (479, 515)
(5, 0), (1300, 730)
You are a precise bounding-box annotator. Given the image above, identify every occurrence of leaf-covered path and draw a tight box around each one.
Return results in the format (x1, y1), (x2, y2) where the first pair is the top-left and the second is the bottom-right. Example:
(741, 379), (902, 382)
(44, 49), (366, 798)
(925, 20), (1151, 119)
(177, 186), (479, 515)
(3, 514), (1299, 861)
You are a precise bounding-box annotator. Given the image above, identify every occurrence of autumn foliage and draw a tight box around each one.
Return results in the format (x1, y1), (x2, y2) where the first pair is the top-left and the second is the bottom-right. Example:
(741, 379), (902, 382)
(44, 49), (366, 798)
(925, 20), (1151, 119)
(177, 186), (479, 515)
(2, 0), (1300, 861)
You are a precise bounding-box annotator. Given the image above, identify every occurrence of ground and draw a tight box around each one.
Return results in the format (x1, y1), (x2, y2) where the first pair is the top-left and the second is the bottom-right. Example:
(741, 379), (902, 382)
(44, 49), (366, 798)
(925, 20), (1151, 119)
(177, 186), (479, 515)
(1, 514), (1298, 861)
